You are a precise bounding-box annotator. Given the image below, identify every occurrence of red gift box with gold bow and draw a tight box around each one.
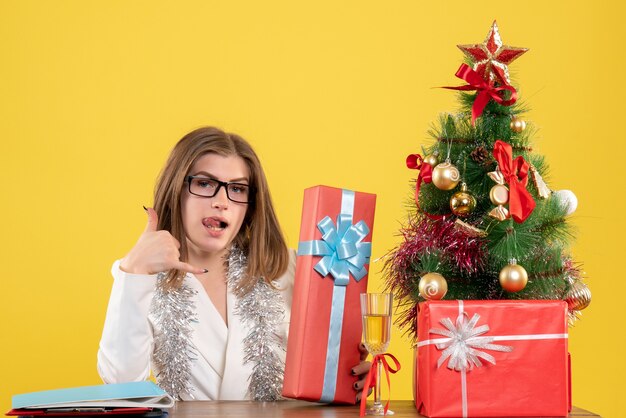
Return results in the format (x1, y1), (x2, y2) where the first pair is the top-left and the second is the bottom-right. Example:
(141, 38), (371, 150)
(414, 300), (570, 417)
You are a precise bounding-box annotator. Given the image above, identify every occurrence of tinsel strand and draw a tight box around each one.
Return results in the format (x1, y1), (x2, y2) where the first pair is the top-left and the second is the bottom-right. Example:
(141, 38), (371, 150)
(150, 273), (198, 399)
(528, 267), (566, 280)
(228, 247), (286, 401)
(434, 137), (532, 152)
(384, 215), (487, 341)
(436, 136), (474, 144)
(529, 218), (567, 234)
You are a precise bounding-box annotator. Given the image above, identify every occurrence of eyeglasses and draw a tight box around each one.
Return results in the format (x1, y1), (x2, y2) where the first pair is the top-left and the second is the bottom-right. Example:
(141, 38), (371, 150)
(186, 176), (253, 204)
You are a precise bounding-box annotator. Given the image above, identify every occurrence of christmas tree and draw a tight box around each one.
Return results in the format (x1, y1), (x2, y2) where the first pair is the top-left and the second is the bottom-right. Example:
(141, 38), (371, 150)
(385, 21), (591, 339)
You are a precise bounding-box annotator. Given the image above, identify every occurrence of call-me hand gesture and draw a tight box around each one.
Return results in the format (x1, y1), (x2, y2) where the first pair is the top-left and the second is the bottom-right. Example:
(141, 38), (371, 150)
(120, 207), (206, 275)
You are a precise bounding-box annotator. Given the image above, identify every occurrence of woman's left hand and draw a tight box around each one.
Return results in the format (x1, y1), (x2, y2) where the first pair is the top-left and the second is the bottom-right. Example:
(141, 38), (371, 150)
(352, 343), (373, 403)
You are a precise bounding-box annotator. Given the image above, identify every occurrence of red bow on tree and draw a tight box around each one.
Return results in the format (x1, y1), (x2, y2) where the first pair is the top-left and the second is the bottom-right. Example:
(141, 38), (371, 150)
(493, 139), (535, 223)
(443, 64), (518, 126)
(406, 153), (433, 207)
(359, 353), (401, 417)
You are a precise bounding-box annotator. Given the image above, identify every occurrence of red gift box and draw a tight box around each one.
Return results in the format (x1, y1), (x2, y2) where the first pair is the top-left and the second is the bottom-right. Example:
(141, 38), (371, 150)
(282, 186), (376, 404)
(414, 300), (569, 417)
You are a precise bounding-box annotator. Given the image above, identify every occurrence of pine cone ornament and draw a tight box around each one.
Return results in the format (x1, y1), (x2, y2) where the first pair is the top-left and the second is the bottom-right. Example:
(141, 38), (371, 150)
(470, 146), (491, 165)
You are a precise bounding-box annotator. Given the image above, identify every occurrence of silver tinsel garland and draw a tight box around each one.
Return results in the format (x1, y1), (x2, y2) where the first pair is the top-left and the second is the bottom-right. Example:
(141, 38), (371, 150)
(228, 247), (286, 401)
(150, 272), (198, 400)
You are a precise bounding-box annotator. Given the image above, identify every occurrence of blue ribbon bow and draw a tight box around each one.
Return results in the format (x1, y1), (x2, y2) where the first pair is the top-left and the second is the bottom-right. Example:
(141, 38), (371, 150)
(298, 214), (372, 286)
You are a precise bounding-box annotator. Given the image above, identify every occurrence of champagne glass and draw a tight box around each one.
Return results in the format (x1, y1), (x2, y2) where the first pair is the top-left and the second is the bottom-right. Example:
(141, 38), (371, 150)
(360, 293), (393, 416)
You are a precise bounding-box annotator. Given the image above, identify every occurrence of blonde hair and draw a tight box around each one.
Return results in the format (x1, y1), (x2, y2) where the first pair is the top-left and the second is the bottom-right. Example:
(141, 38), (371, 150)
(153, 126), (289, 290)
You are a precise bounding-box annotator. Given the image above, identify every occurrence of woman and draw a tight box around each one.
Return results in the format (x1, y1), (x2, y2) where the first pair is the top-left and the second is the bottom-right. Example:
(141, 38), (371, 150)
(97, 127), (371, 402)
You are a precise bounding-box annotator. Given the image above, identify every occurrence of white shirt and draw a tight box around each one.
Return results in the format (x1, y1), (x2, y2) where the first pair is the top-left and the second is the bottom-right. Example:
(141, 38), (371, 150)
(97, 251), (296, 400)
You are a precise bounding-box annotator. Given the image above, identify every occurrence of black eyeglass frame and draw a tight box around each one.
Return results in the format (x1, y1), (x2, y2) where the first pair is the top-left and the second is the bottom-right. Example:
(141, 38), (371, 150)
(186, 175), (254, 204)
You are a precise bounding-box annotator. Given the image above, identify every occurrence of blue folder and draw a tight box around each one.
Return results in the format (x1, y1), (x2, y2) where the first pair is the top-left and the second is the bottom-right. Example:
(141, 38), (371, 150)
(12, 382), (174, 409)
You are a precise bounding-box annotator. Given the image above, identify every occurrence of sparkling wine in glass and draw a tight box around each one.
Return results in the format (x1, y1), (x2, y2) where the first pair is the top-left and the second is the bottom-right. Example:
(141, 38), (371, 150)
(360, 293), (393, 416)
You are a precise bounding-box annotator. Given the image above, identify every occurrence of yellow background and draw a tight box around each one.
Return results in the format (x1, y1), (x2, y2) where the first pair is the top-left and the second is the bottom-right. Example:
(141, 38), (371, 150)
(1, 1), (623, 416)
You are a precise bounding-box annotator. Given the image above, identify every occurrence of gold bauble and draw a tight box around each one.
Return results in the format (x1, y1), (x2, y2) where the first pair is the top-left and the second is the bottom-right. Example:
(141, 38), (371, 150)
(510, 116), (527, 133)
(489, 184), (509, 206)
(499, 262), (528, 292)
(431, 161), (460, 191)
(450, 183), (476, 217)
(565, 281), (591, 311)
(423, 153), (439, 167)
(418, 272), (448, 300)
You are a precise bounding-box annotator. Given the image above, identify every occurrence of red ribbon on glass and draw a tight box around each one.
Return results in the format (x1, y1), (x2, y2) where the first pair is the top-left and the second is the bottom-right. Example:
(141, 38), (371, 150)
(406, 153), (433, 206)
(359, 353), (401, 417)
(493, 139), (536, 223)
(443, 64), (518, 126)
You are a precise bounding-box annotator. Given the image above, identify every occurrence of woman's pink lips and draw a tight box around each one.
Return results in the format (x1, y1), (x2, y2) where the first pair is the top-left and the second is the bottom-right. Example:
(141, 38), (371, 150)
(202, 217), (228, 238)
(205, 226), (225, 238)
(202, 217), (228, 228)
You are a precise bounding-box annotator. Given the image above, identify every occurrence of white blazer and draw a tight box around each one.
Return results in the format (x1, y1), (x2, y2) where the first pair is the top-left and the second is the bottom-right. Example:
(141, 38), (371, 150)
(97, 252), (296, 400)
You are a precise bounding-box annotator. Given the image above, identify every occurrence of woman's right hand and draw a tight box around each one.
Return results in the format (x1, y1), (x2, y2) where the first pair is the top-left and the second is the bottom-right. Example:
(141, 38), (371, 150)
(119, 207), (206, 275)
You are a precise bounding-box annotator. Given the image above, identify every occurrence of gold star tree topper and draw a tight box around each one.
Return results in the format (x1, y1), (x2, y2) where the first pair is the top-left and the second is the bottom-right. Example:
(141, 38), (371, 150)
(457, 21), (528, 85)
